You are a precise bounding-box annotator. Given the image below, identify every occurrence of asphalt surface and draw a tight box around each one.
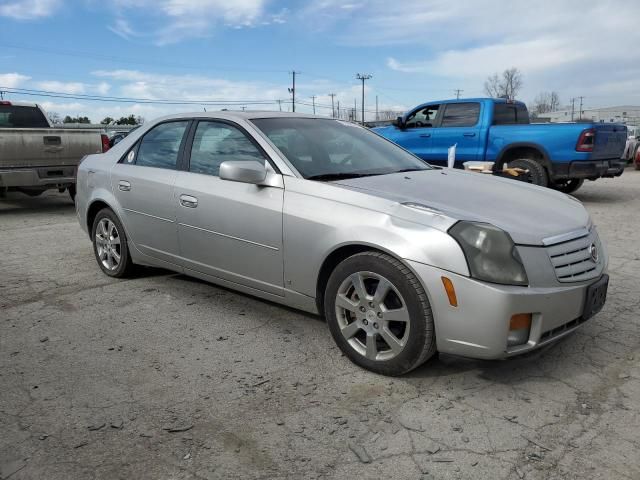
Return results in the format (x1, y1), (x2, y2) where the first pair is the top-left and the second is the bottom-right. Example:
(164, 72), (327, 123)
(1, 170), (639, 480)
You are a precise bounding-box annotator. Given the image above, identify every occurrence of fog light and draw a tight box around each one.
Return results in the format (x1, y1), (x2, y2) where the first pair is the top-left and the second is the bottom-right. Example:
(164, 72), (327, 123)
(507, 313), (532, 347)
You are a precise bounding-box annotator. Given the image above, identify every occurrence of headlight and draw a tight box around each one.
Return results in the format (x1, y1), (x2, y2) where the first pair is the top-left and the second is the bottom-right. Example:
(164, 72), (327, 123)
(449, 221), (528, 286)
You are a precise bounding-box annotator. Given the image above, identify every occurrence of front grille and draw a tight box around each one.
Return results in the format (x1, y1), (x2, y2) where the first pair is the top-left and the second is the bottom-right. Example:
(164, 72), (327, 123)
(540, 316), (589, 342)
(546, 230), (602, 283)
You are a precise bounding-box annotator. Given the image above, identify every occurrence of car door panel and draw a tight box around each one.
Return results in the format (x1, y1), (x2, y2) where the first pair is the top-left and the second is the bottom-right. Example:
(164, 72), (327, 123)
(175, 120), (285, 295)
(110, 120), (190, 265)
(430, 102), (482, 167)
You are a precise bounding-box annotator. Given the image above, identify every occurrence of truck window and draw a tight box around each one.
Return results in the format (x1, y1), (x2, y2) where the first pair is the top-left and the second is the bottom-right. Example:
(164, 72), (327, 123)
(0, 105), (50, 128)
(493, 103), (530, 125)
(441, 103), (480, 127)
(405, 105), (439, 128)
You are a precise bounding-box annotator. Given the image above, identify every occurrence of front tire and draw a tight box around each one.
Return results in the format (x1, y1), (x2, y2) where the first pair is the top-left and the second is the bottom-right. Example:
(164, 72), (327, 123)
(551, 178), (584, 194)
(91, 208), (134, 278)
(324, 251), (436, 376)
(506, 158), (549, 187)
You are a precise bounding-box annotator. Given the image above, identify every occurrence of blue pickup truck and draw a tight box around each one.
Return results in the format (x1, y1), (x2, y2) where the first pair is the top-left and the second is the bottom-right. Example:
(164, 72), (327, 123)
(373, 98), (627, 193)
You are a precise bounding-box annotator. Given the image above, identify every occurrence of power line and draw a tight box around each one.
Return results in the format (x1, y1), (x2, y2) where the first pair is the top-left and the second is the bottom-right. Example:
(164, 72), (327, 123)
(356, 73), (372, 125)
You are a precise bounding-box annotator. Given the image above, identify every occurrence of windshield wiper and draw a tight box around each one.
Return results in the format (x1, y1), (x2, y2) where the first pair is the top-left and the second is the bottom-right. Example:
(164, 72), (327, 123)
(393, 167), (430, 173)
(306, 172), (382, 181)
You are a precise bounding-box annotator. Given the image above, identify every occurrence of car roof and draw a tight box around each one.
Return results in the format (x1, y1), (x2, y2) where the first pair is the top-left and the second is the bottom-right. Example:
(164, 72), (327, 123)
(150, 110), (333, 124)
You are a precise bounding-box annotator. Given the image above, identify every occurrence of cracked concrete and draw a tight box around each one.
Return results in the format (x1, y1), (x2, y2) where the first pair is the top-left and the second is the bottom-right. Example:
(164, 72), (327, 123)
(1, 170), (639, 479)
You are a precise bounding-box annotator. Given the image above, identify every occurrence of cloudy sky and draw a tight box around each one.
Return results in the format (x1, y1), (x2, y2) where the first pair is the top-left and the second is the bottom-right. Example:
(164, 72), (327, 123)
(1, 0), (639, 122)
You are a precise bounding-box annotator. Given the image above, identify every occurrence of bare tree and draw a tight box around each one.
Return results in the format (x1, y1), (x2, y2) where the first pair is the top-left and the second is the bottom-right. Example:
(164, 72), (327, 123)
(484, 68), (523, 100)
(47, 111), (62, 125)
(484, 73), (502, 98)
(532, 91), (561, 115)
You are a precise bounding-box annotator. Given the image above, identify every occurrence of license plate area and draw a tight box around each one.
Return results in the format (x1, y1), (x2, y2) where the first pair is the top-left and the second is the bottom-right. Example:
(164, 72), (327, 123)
(582, 274), (609, 320)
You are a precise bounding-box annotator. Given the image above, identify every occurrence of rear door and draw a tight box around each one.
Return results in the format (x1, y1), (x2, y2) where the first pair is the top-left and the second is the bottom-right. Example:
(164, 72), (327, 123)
(429, 102), (482, 167)
(111, 120), (190, 266)
(174, 119), (284, 295)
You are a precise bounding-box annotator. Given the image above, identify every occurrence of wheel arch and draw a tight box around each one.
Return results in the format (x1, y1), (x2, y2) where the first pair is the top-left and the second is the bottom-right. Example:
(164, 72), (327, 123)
(315, 242), (430, 317)
(495, 143), (552, 173)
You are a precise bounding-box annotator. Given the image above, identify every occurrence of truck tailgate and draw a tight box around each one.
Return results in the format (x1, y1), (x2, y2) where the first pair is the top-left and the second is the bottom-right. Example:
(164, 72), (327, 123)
(591, 124), (627, 160)
(0, 128), (102, 169)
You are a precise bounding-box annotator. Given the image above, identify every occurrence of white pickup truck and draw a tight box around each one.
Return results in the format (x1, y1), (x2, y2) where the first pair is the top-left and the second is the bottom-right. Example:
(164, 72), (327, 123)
(0, 101), (110, 200)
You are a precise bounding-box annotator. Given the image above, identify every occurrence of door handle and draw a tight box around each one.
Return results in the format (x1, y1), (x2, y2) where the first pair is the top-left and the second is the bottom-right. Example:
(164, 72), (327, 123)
(419, 133), (431, 138)
(118, 180), (131, 191)
(179, 194), (198, 208)
(463, 132), (476, 137)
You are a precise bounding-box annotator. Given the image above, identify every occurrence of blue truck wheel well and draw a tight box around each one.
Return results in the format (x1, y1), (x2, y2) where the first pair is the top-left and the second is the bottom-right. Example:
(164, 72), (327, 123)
(495, 143), (552, 172)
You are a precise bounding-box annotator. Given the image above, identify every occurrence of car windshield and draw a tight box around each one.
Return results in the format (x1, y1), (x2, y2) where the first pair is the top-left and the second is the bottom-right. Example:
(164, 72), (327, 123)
(251, 117), (431, 180)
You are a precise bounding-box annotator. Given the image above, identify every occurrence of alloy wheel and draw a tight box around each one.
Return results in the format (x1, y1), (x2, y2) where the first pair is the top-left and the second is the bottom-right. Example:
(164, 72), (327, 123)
(95, 218), (122, 271)
(335, 271), (411, 361)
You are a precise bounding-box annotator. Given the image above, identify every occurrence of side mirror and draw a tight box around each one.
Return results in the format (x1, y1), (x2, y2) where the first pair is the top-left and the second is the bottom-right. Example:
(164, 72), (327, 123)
(219, 160), (267, 185)
(394, 116), (405, 129)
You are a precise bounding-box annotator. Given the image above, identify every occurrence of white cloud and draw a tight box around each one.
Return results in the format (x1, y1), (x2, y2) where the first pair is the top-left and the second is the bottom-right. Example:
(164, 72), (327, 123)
(0, 72), (31, 88)
(106, 0), (274, 44)
(36, 81), (86, 94)
(304, 0), (640, 105)
(0, 0), (59, 19)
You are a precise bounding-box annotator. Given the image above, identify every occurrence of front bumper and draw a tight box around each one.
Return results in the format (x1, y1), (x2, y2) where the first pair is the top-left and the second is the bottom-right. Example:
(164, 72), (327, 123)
(553, 159), (626, 180)
(408, 260), (604, 360)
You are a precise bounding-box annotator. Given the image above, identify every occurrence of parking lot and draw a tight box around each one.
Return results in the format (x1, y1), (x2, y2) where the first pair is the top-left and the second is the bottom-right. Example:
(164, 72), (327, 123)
(1, 170), (639, 480)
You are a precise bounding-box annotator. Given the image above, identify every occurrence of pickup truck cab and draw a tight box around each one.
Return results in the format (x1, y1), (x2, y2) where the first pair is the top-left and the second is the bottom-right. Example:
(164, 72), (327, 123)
(0, 101), (110, 200)
(374, 98), (627, 193)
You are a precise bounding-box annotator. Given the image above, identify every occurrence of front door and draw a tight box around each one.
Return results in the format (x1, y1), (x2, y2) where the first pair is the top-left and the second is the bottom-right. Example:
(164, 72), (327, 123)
(392, 104), (440, 161)
(111, 120), (190, 265)
(174, 120), (284, 295)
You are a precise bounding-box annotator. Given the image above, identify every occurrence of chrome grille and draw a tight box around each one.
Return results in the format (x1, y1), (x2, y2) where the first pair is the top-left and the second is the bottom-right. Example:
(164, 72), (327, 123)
(546, 230), (602, 283)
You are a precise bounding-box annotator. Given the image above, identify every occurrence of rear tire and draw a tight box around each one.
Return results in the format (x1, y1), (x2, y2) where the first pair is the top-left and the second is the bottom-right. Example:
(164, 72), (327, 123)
(551, 178), (584, 194)
(324, 251), (436, 376)
(506, 158), (549, 187)
(91, 208), (134, 278)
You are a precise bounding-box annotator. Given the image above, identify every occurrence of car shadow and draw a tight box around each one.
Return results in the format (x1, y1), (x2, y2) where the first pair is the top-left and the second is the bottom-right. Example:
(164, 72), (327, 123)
(0, 191), (75, 214)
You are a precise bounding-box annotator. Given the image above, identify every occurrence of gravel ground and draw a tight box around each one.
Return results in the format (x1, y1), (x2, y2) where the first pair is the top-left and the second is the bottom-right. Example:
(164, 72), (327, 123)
(1, 170), (639, 480)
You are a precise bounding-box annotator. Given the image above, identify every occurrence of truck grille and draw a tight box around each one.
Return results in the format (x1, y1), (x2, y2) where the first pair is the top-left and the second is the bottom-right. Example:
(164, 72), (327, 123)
(546, 230), (602, 283)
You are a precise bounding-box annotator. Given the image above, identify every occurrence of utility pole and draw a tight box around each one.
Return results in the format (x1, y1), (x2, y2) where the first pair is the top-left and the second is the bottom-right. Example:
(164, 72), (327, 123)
(354, 98), (357, 123)
(0, 90), (4, 100)
(276, 99), (282, 112)
(454, 89), (463, 99)
(570, 98), (576, 121)
(356, 73), (372, 125)
(578, 96), (585, 120)
(310, 96), (316, 115)
(288, 71), (299, 112)
(328, 93), (336, 118)
(337, 100), (340, 119)
(375, 95), (379, 121)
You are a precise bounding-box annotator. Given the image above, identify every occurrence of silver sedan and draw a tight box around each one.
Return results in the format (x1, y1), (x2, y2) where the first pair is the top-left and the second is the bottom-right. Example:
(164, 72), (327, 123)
(75, 112), (609, 375)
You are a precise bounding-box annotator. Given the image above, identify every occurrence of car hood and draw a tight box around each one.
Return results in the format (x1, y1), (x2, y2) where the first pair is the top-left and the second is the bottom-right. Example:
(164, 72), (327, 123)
(331, 169), (590, 246)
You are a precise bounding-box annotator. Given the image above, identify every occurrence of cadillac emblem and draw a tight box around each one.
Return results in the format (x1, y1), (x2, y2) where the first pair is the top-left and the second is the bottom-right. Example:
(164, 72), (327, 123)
(589, 243), (599, 263)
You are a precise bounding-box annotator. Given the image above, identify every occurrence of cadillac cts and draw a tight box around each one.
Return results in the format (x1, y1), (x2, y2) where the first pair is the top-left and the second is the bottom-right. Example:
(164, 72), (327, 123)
(75, 112), (608, 375)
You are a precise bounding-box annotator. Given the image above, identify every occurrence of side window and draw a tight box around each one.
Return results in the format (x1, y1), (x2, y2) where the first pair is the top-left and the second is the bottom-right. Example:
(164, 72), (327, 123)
(189, 121), (265, 177)
(405, 105), (439, 129)
(134, 121), (189, 169)
(493, 104), (530, 125)
(441, 103), (480, 127)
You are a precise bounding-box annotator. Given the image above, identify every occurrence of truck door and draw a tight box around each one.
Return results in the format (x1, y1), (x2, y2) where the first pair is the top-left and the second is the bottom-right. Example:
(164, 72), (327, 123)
(389, 104), (441, 161)
(429, 102), (482, 168)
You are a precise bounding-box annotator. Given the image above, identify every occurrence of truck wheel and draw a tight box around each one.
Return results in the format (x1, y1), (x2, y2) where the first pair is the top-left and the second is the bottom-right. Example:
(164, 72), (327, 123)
(91, 208), (135, 278)
(506, 158), (549, 187)
(324, 251), (436, 376)
(551, 179), (584, 194)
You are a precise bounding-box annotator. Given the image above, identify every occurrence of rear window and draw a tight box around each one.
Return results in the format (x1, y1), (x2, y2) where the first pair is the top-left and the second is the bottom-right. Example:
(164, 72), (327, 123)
(441, 103), (480, 127)
(0, 105), (50, 128)
(493, 103), (530, 125)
